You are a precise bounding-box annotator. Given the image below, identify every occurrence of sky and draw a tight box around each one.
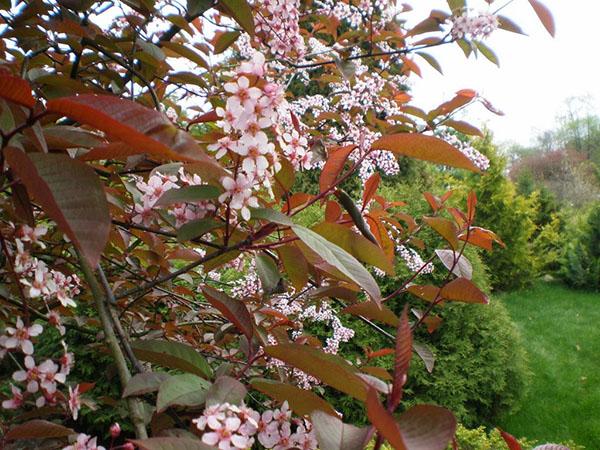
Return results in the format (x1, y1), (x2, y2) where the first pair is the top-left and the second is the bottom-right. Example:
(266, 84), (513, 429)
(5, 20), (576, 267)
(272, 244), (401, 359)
(408, 0), (600, 148)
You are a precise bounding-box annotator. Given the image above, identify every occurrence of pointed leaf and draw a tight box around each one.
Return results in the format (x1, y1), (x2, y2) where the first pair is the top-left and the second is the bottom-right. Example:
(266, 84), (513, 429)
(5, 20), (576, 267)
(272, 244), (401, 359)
(423, 217), (459, 250)
(416, 52), (443, 74)
(213, 30), (241, 54)
(5, 149), (110, 267)
(499, 429), (522, 450)
(156, 373), (211, 413)
(498, 15), (526, 35)
(319, 145), (355, 193)
(251, 378), (338, 417)
(342, 302), (398, 327)
(362, 172), (381, 209)
(264, 343), (367, 401)
(123, 372), (171, 397)
(5, 420), (74, 440)
(413, 341), (435, 373)
(371, 134), (480, 172)
(0, 71), (35, 108)
(366, 388), (407, 449)
(435, 249), (473, 279)
(443, 119), (483, 137)
(441, 277), (488, 304)
(390, 305), (412, 409)
(310, 411), (369, 450)
(528, 0), (555, 36)
(131, 339), (213, 379)
(255, 253), (281, 295)
(206, 376), (247, 406)
(177, 218), (222, 242)
(46, 94), (218, 164)
(155, 185), (220, 207)
(201, 285), (254, 340)
(277, 244), (308, 291)
(220, 0), (254, 35)
(475, 40), (499, 66)
(397, 404), (456, 450)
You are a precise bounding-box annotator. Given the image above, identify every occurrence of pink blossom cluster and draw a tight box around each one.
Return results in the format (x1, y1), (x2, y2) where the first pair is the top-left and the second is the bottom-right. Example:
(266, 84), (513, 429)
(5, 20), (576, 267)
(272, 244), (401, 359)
(194, 401), (317, 450)
(1, 318), (78, 416)
(254, 0), (306, 57)
(439, 131), (490, 171)
(11, 225), (80, 308)
(314, 0), (395, 30)
(132, 168), (216, 227)
(209, 52), (295, 220)
(449, 11), (499, 41)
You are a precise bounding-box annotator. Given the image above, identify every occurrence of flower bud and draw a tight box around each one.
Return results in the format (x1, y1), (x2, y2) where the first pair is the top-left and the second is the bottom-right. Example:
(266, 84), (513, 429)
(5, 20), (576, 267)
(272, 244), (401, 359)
(110, 422), (121, 438)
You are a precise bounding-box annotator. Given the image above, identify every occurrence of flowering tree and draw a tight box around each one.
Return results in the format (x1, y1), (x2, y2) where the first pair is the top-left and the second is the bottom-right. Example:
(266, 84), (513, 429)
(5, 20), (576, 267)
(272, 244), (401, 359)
(0, 1), (559, 449)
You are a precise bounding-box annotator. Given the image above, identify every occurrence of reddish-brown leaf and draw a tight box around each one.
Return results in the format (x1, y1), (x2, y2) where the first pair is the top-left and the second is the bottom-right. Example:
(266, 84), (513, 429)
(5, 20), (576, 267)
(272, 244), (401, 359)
(325, 200), (343, 222)
(499, 429), (522, 450)
(528, 0), (555, 37)
(5, 420), (74, 440)
(201, 285), (254, 341)
(342, 302), (399, 327)
(423, 216), (459, 250)
(444, 119), (483, 137)
(366, 388), (407, 450)
(459, 226), (505, 251)
(251, 378), (338, 417)
(188, 110), (219, 126)
(264, 343), (368, 401)
(0, 71), (36, 108)
(319, 145), (356, 193)
(406, 284), (441, 303)
(371, 134), (480, 172)
(397, 404), (457, 450)
(390, 304), (412, 409)
(467, 191), (477, 222)
(362, 172), (381, 210)
(441, 277), (488, 304)
(310, 411), (369, 450)
(6, 149), (110, 267)
(276, 244), (308, 292)
(46, 94), (217, 164)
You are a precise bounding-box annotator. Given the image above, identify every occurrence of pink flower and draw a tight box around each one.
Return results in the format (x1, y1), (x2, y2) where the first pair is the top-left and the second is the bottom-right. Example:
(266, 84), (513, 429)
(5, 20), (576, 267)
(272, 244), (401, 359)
(18, 224), (47, 248)
(21, 260), (55, 299)
(12, 355), (41, 393)
(238, 51), (266, 77)
(2, 384), (24, 409)
(48, 311), (66, 335)
(224, 76), (262, 109)
(109, 422), (121, 438)
(4, 318), (43, 355)
(219, 174), (259, 221)
(62, 433), (106, 450)
(68, 384), (82, 420)
(39, 359), (66, 393)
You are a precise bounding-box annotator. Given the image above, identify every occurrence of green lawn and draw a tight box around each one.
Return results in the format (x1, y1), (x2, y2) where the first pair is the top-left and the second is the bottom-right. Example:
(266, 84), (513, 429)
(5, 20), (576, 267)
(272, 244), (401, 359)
(498, 282), (600, 448)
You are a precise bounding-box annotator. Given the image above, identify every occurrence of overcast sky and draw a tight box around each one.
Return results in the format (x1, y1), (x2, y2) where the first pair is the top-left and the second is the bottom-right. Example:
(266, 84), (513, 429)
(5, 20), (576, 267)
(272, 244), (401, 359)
(408, 0), (600, 147)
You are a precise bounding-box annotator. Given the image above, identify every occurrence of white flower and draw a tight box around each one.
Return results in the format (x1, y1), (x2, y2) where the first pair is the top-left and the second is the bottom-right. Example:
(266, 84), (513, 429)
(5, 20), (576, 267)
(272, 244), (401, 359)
(3, 318), (43, 355)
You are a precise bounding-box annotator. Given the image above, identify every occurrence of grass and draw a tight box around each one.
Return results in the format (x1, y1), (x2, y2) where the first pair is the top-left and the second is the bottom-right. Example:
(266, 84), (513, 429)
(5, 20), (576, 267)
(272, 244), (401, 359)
(498, 282), (600, 448)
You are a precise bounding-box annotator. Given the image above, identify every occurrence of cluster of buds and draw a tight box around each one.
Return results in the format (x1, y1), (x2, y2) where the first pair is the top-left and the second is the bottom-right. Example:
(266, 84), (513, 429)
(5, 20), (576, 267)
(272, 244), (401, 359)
(193, 401), (317, 450)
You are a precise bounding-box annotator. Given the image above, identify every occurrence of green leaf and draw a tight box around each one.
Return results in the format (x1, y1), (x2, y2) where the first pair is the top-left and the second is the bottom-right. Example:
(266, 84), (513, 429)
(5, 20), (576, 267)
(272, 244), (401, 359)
(131, 339), (213, 379)
(177, 218), (222, 242)
(416, 52), (443, 74)
(5, 149), (110, 267)
(131, 438), (216, 450)
(220, 0), (255, 35)
(497, 15), (526, 35)
(5, 420), (75, 441)
(123, 372), (171, 398)
(251, 207), (294, 226)
(156, 373), (211, 413)
(200, 285), (254, 340)
(206, 375), (247, 406)
(155, 185), (220, 207)
(310, 411), (369, 450)
(160, 42), (209, 70)
(255, 253), (281, 295)
(187, 0), (213, 16)
(474, 40), (499, 67)
(447, 0), (465, 14)
(292, 226), (382, 304)
(264, 343), (367, 401)
(251, 378), (338, 417)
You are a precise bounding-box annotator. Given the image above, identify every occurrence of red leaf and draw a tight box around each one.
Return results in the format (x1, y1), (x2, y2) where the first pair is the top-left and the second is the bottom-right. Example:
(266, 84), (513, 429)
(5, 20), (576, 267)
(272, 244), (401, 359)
(5, 420), (75, 440)
(201, 285), (254, 341)
(188, 110), (219, 126)
(366, 388), (407, 450)
(0, 71), (35, 108)
(319, 145), (355, 193)
(5, 149), (110, 267)
(467, 191), (477, 222)
(310, 411), (369, 450)
(371, 134), (480, 172)
(441, 277), (488, 304)
(423, 216), (459, 250)
(397, 404), (457, 450)
(390, 304), (412, 409)
(362, 172), (381, 210)
(325, 201), (343, 222)
(528, 0), (555, 37)
(342, 302), (398, 327)
(459, 226), (505, 251)
(444, 119), (483, 137)
(499, 429), (522, 450)
(46, 94), (217, 164)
